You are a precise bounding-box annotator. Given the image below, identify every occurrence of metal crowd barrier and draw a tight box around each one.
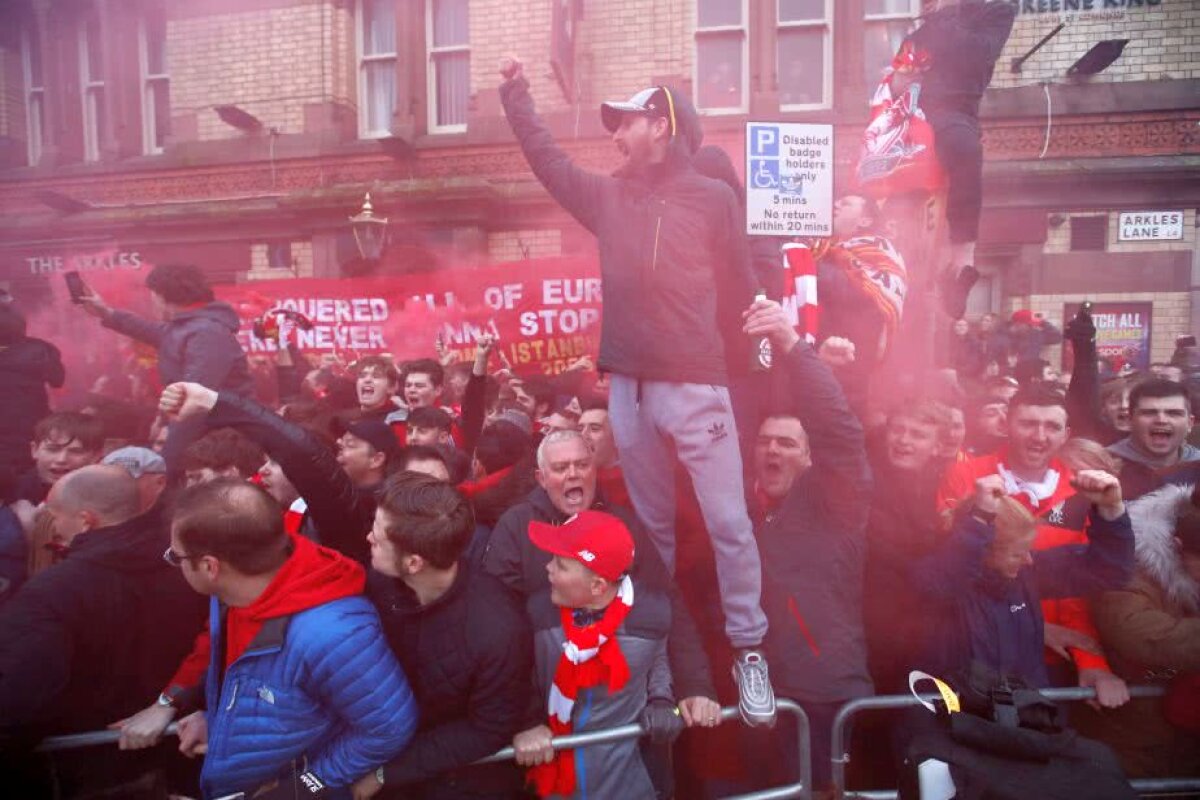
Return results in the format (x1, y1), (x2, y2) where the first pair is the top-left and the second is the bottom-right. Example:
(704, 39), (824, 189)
(37, 700), (813, 800)
(830, 684), (1200, 799)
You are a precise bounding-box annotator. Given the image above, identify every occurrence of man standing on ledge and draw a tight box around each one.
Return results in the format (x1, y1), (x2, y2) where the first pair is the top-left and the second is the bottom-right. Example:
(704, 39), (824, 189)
(499, 56), (773, 725)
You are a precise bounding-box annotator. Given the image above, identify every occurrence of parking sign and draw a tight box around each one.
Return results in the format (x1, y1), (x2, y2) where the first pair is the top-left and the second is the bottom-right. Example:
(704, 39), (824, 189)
(745, 122), (834, 237)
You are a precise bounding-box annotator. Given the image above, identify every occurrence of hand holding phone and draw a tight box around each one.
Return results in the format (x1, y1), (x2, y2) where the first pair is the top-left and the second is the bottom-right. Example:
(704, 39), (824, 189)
(64, 271), (88, 304)
(68, 272), (112, 319)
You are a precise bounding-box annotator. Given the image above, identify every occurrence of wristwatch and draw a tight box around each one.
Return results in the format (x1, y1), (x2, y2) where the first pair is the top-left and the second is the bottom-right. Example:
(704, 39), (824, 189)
(375, 767), (385, 786)
(156, 692), (177, 709)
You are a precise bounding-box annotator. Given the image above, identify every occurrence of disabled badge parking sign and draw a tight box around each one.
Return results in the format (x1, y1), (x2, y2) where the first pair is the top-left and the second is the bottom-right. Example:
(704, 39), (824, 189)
(745, 122), (834, 237)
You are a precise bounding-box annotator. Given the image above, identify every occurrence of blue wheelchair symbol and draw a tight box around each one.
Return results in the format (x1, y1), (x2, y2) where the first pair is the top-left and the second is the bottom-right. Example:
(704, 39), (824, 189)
(751, 160), (780, 190)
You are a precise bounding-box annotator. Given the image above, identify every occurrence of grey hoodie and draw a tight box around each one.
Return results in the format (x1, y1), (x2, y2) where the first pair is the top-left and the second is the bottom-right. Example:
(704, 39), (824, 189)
(1108, 436), (1200, 470)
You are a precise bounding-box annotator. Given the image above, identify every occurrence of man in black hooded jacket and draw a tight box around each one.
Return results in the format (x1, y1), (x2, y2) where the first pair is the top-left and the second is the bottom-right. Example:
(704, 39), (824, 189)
(0, 304), (64, 476)
(499, 56), (774, 726)
(0, 465), (205, 796)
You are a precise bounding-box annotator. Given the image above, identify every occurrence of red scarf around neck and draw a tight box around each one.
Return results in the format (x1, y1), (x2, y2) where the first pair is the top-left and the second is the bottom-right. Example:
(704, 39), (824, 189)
(529, 575), (635, 797)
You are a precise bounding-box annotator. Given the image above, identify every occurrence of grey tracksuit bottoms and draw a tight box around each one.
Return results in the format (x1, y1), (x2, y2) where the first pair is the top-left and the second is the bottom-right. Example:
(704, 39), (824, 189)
(609, 375), (768, 648)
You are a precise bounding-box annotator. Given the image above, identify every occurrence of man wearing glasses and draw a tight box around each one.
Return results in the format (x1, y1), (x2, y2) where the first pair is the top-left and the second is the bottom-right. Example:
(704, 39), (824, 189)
(157, 478), (416, 799)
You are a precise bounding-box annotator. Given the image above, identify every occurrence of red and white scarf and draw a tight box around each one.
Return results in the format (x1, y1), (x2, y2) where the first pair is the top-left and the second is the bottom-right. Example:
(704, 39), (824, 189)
(782, 236), (908, 359)
(283, 497), (307, 536)
(530, 575), (635, 797)
(781, 243), (820, 345)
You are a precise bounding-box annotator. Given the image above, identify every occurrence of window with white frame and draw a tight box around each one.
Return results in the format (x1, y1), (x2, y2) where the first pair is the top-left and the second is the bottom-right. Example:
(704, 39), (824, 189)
(777, 0), (831, 109)
(695, 0), (747, 113)
(78, 10), (105, 162)
(427, 0), (469, 132)
(139, 13), (170, 154)
(20, 27), (44, 166)
(864, 0), (919, 87)
(357, 0), (397, 138)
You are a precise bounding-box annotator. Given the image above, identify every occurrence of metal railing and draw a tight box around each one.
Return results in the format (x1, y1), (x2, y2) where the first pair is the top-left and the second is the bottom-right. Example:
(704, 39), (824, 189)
(37, 701), (813, 800)
(830, 684), (1200, 799)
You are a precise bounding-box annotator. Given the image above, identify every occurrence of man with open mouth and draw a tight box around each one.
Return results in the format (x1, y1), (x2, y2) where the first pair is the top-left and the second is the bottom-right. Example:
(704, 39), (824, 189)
(1110, 379), (1198, 469)
(352, 355), (403, 423)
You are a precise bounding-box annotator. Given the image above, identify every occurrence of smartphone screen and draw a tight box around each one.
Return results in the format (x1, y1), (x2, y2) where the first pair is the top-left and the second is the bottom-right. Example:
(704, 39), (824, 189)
(64, 271), (88, 303)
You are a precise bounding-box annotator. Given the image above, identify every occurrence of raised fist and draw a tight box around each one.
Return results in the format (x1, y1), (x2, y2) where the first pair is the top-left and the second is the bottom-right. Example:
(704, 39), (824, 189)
(818, 337), (856, 367)
(973, 474), (1006, 515)
(1071, 469), (1124, 518)
(159, 382), (219, 422)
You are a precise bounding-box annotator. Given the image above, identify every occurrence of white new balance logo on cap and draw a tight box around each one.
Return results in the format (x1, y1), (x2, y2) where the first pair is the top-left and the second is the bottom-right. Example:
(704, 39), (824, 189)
(578, 550), (596, 562)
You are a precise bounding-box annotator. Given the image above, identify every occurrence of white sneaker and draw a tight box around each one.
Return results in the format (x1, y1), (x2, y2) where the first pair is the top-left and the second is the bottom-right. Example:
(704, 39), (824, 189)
(732, 649), (777, 727)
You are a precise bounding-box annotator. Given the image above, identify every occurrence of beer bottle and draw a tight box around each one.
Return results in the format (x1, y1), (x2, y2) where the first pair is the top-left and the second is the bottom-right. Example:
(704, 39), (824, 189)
(749, 289), (772, 372)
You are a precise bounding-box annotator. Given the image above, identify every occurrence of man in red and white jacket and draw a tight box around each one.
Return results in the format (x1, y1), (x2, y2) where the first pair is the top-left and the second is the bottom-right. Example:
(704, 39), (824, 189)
(938, 384), (1131, 708)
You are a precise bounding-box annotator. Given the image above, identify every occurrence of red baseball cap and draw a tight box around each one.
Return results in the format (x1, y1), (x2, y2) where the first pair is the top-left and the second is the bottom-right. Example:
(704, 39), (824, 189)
(528, 510), (635, 582)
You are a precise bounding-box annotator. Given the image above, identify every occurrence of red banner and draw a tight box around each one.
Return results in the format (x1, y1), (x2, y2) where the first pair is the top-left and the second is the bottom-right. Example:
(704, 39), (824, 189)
(20, 254), (603, 407)
(215, 257), (603, 375)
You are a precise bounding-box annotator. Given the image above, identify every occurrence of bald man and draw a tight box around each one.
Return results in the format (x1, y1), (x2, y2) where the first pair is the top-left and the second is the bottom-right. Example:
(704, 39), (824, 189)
(0, 465), (206, 796)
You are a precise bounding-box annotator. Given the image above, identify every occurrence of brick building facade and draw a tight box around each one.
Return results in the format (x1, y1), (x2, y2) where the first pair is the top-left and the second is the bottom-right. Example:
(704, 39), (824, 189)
(0, 0), (1197, 366)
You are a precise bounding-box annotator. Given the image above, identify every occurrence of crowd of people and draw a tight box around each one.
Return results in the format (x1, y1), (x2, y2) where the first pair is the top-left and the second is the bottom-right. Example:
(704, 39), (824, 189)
(0, 3), (1198, 799)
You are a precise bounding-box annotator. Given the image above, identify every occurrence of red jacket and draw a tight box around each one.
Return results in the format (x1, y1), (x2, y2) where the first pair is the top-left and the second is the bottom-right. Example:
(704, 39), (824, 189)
(939, 450), (1112, 674)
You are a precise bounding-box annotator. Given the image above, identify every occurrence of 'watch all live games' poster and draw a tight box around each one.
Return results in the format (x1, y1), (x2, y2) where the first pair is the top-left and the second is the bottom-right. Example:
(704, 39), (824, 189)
(1063, 302), (1153, 374)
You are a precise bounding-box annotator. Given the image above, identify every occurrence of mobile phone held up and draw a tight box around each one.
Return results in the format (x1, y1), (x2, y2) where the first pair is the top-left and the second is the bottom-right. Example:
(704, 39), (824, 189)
(64, 271), (89, 304)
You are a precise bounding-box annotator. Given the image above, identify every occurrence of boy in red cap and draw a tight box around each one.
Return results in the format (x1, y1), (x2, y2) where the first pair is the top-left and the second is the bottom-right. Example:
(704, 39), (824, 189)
(513, 510), (684, 799)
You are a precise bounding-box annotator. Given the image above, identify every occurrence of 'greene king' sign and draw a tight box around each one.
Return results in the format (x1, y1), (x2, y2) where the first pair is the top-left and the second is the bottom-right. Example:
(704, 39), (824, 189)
(1007, 0), (1163, 14)
(1117, 211), (1185, 242)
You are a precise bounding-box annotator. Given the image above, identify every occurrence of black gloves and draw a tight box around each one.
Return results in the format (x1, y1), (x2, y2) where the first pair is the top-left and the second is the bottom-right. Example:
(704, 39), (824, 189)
(639, 698), (684, 745)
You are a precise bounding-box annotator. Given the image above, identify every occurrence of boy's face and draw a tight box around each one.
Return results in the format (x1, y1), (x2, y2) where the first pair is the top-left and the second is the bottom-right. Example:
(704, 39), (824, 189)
(356, 366), (396, 410)
(885, 415), (940, 472)
(545, 554), (600, 608)
(986, 535), (1035, 580)
(404, 372), (441, 409)
(31, 432), (100, 486)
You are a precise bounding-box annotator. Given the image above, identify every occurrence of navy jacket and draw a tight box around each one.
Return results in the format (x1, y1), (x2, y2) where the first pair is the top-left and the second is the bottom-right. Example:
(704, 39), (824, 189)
(500, 76), (755, 386)
(104, 302), (252, 395)
(915, 509), (1135, 688)
(371, 561), (531, 798)
(754, 343), (874, 703)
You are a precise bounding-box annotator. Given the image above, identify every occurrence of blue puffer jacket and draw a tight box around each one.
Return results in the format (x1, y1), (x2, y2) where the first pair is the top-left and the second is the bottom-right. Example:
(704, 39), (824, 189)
(200, 595), (418, 798)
